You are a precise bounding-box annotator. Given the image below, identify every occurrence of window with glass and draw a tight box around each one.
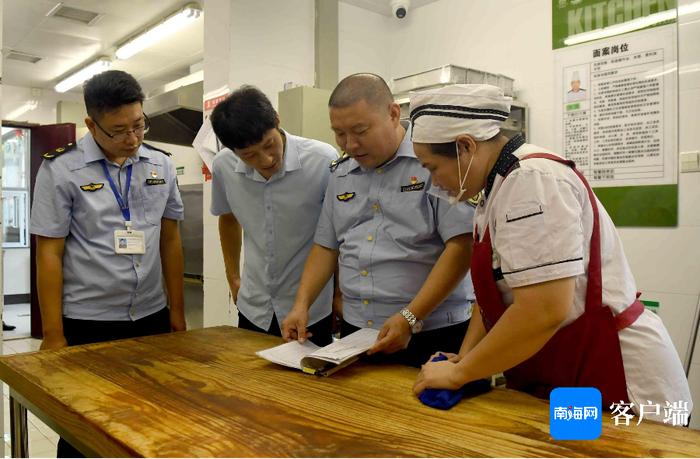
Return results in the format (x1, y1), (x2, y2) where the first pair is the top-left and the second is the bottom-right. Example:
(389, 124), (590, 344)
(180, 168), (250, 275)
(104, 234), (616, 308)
(2, 126), (31, 248)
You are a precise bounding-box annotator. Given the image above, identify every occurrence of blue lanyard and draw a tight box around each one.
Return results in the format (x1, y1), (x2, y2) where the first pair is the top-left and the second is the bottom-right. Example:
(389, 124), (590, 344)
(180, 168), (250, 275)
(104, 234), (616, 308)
(100, 160), (132, 223)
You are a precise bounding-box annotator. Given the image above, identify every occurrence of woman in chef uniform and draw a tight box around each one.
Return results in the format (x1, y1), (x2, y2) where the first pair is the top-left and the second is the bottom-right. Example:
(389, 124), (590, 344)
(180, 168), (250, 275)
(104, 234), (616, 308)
(409, 84), (692, 421)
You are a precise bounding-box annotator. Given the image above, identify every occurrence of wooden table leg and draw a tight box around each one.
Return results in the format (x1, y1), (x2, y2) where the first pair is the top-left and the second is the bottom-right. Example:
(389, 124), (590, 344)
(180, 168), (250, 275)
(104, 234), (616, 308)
(9, 395), (28, 458)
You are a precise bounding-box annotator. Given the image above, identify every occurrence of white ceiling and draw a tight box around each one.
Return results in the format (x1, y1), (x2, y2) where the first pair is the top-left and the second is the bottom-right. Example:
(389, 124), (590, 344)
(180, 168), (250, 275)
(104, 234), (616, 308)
(339, 0), (442, 17)
(2, 0), (204, 95)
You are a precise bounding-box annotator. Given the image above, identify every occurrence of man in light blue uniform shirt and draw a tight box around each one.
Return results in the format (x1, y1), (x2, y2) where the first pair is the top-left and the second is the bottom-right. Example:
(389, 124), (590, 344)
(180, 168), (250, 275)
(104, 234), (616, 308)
(283, 74), (476, 367)
(30, 70), (185, 458)
(210, 86), (337, 346)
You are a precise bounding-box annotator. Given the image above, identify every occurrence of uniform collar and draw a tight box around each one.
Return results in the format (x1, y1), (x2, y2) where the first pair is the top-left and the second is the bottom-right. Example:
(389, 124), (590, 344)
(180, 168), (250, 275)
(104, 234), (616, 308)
(484, 134), (525, 198)
(345, 124), (413, 174)
(281, 130), (302, 172)
(81, 132), (146, 165)
(233, 129), (300, 181)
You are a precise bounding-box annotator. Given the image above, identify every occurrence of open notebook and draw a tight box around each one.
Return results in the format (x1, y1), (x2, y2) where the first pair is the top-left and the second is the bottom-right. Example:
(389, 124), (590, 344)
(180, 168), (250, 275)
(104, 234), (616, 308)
(255, 328), (380, 376)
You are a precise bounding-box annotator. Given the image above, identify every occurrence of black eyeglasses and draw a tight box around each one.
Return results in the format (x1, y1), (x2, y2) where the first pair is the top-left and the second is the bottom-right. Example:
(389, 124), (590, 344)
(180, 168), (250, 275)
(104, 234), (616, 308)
(94, 114), (150, 143)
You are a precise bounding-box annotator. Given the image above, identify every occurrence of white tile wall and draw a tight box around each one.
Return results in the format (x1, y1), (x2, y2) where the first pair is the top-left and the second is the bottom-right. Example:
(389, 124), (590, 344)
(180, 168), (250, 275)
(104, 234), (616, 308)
(640, 291), (700, 366)
(385, 0), (556, 149)
(678, 155), (700, 227)
(228, 0), (315, 107)
(688, 363), (700, 429)
(202, 178), (235, 327)
(203, 277), (235, 327)
(3, 250), (29, 296)
(679, 0), (700, 91)
(679, 88), (700, 153)
(338, 2), (393, 82)
(617, 227), (700, 296)
(201, 0), (316, 326)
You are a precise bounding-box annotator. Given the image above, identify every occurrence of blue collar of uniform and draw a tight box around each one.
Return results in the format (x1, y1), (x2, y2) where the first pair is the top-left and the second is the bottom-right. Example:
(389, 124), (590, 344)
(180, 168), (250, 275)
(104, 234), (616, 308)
(82, 132), (146, 165)
(233, 129), (300, 180)
(345, 125), (414, 174)
(484, 134), (525, 199)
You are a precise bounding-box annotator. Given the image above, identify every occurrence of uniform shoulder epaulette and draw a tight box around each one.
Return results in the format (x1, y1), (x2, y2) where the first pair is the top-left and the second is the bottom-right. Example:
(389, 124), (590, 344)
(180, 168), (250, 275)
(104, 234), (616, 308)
(42, 142), (77, 160)
(330, 153), (351, 172)
(142, 142), (172, 156)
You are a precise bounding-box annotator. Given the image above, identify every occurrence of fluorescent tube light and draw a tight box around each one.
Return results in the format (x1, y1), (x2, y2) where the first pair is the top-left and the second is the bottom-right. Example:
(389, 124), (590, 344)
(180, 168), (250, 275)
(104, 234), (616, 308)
(147, 70), (204, 98)
(162, 70), (204, 93)
(54, 57), (111, 93)
(6, 100), (39, 120)
(115, 3), (202, 60)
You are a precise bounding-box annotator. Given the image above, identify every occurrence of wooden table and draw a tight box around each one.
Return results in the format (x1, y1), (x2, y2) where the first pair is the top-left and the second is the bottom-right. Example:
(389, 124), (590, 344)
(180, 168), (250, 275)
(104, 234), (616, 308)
(1, 326), (699, 457)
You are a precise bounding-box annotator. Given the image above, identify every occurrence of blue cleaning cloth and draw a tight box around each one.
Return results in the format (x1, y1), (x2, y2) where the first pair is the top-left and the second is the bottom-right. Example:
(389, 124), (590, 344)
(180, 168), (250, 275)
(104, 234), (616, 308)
(418, 354), (492, 410)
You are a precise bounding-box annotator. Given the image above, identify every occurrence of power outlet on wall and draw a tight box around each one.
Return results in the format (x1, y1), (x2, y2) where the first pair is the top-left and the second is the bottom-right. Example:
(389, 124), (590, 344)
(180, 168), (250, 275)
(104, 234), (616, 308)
(680, 151), (700, 173)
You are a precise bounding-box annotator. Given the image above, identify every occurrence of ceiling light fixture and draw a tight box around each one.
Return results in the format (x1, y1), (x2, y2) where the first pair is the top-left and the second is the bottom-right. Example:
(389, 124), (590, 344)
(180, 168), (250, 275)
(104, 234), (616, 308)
(115, 3), (202, 60)
(5, 100), (39, 120)
(54, 57), (111, 93)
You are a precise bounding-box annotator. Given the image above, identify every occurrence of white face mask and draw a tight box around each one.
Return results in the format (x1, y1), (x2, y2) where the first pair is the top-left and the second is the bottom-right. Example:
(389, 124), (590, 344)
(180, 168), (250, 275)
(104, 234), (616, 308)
(427, 142), (473, 205)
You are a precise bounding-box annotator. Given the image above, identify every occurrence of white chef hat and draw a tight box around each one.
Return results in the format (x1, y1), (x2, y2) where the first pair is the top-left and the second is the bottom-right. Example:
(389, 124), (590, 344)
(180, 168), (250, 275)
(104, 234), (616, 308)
(410, 84), (512, 143)
(572, 70), (580, 81)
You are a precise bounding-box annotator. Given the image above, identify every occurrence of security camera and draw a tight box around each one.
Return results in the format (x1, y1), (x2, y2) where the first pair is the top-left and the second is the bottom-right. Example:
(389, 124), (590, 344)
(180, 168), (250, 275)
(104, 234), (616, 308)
(390, 0), (410, 19)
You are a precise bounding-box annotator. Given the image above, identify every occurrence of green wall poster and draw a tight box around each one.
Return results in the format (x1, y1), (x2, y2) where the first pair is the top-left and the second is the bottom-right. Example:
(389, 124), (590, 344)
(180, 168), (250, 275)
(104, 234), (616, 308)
(553, 0), (679, 226)
(553, 0), (677, 50)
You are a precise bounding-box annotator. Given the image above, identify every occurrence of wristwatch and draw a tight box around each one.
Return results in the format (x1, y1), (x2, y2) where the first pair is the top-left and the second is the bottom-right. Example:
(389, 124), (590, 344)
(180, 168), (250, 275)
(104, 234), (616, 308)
(399, 308), (423, 334)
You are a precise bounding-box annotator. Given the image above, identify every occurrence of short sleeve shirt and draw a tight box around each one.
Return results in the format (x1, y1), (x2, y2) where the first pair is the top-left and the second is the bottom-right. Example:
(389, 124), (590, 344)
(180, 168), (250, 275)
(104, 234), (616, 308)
(30, 133), (184, 321)
(210, 131), (338, 330)
(473, 136), (637, 326)
(314, 126), (475, 331)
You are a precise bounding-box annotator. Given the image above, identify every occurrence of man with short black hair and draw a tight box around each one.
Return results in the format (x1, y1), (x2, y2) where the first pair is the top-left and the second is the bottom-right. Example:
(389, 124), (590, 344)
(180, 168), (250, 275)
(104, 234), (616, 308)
(282, 73), (476, 367)
(210, 85), (338, 345)
(30, 69), (185, 457)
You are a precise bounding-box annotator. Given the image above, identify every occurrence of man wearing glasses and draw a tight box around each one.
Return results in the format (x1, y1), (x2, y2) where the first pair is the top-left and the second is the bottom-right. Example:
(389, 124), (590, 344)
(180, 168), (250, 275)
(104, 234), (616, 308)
(30, 69), (185, 457)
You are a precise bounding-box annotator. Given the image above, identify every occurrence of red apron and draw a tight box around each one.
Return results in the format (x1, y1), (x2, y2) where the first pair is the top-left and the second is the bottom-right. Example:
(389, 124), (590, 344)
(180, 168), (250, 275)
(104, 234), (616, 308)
(472, 153), (644, 406)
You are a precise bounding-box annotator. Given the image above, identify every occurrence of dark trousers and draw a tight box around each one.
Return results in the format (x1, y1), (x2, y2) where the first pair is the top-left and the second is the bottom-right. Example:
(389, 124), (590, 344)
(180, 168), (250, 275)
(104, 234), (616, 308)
(237, 311), (334, 347)
(341, 318), (469, 368)
(57, 307), (171, 458)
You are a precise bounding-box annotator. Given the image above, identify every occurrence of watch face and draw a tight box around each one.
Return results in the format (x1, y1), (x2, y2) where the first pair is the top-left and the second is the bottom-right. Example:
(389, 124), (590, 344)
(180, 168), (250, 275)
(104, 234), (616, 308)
(412, 320), (423, 334)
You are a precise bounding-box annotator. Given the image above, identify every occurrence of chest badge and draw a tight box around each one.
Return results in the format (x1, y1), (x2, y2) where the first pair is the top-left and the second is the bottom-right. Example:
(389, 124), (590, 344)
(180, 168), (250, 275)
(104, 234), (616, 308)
(400, 178), (425, 192)
(150, 171), (158, 178)
(80, 182), (104, 192)
(146, 178), (166, 185)
(336, 192), (356, 202)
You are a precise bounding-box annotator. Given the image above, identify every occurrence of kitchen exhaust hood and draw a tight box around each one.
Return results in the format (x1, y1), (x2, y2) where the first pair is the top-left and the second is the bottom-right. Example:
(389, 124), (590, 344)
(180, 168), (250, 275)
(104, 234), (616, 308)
(143, 80), (203, 147)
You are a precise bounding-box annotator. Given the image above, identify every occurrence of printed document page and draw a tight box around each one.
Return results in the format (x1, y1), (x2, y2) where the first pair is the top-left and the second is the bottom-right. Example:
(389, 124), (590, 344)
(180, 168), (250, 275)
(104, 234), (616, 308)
(310, 328), (379, 362)
(255, 340), (320, 370)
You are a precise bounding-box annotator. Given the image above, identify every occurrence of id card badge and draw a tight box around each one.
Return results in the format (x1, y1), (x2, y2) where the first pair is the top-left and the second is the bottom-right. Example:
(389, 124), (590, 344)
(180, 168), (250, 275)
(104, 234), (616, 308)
(114, 229), (146, 254)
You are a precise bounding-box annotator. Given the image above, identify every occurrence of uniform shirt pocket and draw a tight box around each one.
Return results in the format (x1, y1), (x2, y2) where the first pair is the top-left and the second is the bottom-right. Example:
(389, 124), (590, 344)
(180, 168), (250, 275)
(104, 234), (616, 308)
(499, 201), (547, 270)
(141, 184), (169, 225)
(505, 204), (543, 223)
(496, 199), (584, 287)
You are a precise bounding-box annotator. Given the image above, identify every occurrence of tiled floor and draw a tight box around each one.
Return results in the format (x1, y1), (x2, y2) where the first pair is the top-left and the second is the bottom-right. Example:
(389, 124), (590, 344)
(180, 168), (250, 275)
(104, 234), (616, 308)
(3, 304), (31, 341)
(2, 337), (58, 458)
